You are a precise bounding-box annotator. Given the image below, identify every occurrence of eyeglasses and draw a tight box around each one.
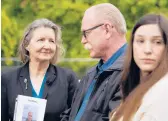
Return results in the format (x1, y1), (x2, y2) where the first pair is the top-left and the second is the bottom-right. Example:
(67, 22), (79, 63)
(82, 24), (104, 39)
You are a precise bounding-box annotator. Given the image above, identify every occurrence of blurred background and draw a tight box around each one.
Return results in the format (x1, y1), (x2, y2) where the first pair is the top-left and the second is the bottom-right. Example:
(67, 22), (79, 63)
(1, 0), (168, 78)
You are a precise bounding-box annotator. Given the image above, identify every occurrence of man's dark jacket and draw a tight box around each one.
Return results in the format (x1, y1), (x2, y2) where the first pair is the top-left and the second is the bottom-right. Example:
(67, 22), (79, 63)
(61, 53), (125, 121)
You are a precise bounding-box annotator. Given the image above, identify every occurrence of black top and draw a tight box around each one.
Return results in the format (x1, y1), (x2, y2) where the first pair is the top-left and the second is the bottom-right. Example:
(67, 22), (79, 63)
(1, 63), (78, 121)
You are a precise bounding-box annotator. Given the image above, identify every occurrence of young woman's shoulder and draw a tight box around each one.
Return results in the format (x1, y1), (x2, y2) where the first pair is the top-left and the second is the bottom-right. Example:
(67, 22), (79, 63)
(133, 73), (168, 121)
(143, 73), (168, 101)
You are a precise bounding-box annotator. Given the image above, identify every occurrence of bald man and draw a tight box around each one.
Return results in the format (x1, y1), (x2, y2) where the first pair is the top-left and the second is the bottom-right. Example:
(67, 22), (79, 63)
(61, 3), (127, 121)
(26, 112), (33, 121)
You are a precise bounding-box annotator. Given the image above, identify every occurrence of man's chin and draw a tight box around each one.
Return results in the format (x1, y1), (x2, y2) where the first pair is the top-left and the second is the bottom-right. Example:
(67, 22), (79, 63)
(89, 52), (97, 59)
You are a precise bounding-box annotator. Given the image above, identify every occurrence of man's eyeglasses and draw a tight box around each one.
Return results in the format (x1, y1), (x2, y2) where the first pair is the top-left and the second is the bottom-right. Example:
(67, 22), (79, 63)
(82, 24), (104, 39)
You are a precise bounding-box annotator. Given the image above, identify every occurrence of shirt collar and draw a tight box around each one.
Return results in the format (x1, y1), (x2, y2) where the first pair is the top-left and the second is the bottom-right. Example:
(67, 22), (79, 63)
(97, 43), (127, 72)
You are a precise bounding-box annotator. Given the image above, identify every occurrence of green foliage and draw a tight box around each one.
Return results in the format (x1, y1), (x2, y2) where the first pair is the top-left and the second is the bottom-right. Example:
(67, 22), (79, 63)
(58, 61), (98, 78)
(1, 9), (20, 65)
(2, 0), (168, 76)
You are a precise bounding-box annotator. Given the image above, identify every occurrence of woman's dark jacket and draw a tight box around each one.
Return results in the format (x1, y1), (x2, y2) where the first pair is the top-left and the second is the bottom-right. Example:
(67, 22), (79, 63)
(1, 63), (78, 121)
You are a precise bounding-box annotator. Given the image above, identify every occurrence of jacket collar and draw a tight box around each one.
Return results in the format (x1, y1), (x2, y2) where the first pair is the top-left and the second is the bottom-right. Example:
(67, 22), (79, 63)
(87, 51), (126, 74)
(107, 52), (125, 70)
(19, 62), (32, 96)
(19, 62), (57, 98)
(43, 64), (57, 98)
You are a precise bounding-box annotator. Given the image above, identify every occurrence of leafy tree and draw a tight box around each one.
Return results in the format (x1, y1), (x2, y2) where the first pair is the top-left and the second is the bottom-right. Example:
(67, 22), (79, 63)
(1, 9), (20, 65)
(2, 0), (168, 77)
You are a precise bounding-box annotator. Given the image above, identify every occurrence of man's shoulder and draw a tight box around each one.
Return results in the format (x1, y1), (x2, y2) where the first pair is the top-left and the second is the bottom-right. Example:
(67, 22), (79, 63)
(86, 65), (97, 74)
(109, 51), (126, 70)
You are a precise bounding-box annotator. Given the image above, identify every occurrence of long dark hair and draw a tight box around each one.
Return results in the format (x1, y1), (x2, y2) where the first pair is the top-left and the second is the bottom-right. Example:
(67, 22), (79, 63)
(110, 14), (168, 121)
(122, 14), (168, 100)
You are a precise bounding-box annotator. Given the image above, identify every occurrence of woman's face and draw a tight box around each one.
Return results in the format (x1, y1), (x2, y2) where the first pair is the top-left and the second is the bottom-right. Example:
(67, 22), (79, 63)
(26, 27), (56, 63)
(133, 24), (165, 74)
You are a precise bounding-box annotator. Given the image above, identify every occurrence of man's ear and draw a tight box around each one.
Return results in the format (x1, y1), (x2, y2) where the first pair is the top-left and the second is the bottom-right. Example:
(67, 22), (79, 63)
(104, 23), (113, 39)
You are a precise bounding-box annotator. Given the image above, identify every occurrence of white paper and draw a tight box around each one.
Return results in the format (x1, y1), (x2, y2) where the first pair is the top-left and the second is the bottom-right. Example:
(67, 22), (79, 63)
(13, 95), (47, 121)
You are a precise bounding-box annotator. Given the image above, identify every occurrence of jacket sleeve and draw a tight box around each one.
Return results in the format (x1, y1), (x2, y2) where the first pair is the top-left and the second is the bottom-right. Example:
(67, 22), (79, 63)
(1, 73), (9, 121)
(61, 70), (79, 121)
(102, 84), (122, 121)
(81, 75), (122, 121)
(67, 71), (78, 108)
(109, 86), (121, 111)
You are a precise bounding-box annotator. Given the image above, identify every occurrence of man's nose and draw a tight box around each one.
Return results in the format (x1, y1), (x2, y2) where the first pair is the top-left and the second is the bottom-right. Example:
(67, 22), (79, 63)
(81, 36), (87, 44)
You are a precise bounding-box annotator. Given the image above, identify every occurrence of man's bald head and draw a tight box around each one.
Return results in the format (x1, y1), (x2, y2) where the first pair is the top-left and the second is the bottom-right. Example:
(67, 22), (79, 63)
(83, 3), (127, 35)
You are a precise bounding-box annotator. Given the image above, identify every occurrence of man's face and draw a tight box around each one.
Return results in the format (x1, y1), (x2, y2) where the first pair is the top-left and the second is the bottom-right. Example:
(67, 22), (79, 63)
(81, 12), (108, 59)
(28, 112), (33, 121)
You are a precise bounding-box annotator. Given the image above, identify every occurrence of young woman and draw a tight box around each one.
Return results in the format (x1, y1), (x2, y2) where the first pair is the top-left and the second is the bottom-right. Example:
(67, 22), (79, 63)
(110, 14), (168, 121)
(1, 19), (78, 121)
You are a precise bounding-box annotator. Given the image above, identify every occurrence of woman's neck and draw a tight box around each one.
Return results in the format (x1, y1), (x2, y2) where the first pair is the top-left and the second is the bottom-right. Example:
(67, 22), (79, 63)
(29, 61), (49, 77)
(140, 71), (151, 83)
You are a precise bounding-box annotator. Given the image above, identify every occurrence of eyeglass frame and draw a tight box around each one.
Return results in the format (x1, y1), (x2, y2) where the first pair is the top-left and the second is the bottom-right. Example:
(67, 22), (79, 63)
(82, 24), (104, 39)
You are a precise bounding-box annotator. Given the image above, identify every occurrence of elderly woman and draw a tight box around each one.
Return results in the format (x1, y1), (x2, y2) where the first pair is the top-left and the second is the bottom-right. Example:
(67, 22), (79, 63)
(110, 14), (168, 121)
(1, 19), (78, 121)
